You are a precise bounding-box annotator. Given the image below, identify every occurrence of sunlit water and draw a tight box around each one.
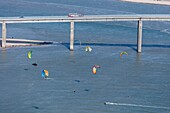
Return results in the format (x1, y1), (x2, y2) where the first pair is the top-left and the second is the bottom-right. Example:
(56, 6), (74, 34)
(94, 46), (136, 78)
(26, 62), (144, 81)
(0, 0), (170, 113)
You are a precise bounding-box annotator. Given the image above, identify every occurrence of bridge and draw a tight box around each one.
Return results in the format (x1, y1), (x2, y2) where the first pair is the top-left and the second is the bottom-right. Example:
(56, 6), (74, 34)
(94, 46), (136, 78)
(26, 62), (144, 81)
(1, 14), (170, 52)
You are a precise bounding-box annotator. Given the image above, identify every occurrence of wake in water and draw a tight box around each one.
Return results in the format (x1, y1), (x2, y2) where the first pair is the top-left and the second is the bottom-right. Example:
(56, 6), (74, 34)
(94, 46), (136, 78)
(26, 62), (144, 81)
(104, 102), (170, 110)
(161, 29), (170, 35)
(44, 77), (54, 80)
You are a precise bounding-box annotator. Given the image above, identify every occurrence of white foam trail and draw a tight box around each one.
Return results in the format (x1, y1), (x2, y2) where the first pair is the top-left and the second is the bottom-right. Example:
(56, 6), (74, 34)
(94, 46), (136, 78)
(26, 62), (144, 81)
(105, 102), (170, 110)
(44, 77), (54, 80)
(38, 90), (70, 92)
(161, 29), (170, 34)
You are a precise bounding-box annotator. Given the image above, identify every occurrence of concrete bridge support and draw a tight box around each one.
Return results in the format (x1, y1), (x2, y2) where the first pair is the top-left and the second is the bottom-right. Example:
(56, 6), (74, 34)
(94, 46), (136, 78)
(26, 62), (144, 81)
(137, 19), (142, 53)
(2, 21), (6, 48)
(70, 21), (74, 51)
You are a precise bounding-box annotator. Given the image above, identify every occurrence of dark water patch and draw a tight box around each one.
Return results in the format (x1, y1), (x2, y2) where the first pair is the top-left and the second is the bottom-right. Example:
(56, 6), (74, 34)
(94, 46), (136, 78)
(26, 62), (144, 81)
(32, 63), (37, 66)
(61, 42), (170, 48)
(60, 42), (170, 52)
(6, 40), (53, 45)
(84, 89), (90, 92)
(69, 60), (76, 64)
(32, 106), (39, 109)
(74, 80), (80, 83)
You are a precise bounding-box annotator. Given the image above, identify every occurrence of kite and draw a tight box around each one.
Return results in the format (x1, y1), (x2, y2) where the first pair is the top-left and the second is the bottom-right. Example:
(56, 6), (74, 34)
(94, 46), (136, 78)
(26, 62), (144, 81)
(120, 52), (128, 57)
(92, 65), (100, 74)
(42, 70), (49, 78)
(28, 51), (32, 59)
(85, 46), (92, 52)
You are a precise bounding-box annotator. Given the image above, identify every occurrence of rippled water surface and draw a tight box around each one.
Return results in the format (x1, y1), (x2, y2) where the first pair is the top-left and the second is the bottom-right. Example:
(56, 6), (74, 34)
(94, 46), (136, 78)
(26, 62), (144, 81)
(0, 0), (170, 113)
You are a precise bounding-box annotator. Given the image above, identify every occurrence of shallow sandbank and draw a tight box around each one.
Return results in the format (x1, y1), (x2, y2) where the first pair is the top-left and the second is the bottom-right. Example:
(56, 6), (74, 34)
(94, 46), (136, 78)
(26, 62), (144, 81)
(0, 38), (53, 48)
(121, 0), (170, 6)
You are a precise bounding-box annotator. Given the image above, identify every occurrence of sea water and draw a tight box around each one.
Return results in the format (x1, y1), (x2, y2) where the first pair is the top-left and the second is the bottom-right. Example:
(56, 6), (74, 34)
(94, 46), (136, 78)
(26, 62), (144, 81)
(0, 0), (170, 113)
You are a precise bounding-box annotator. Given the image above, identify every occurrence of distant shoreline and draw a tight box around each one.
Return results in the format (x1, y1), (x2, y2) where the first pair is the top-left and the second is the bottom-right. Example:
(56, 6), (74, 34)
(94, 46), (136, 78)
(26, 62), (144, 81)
(121, 0), (170, 6)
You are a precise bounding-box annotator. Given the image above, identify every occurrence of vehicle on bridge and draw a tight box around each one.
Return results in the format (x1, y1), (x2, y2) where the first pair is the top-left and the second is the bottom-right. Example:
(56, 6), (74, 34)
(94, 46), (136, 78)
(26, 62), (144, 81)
(68, 13), (84, 17)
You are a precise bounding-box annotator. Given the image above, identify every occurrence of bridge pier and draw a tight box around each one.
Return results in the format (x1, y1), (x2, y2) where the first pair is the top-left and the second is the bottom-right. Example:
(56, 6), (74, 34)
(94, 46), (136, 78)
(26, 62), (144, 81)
(137, 19), (142, 53)
(2, 21), (6, 48)
(70, 21), (74, 51)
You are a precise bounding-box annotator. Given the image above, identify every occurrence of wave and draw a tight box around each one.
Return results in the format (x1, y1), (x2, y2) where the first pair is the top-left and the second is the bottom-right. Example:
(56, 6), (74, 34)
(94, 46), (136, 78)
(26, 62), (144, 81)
(161, 29), (170, 34)
(21, 0), (136, 15)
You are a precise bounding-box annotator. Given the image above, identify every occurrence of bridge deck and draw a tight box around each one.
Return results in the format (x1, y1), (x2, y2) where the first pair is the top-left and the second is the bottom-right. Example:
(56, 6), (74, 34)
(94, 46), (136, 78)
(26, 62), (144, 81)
(0, 14), (170, 23)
